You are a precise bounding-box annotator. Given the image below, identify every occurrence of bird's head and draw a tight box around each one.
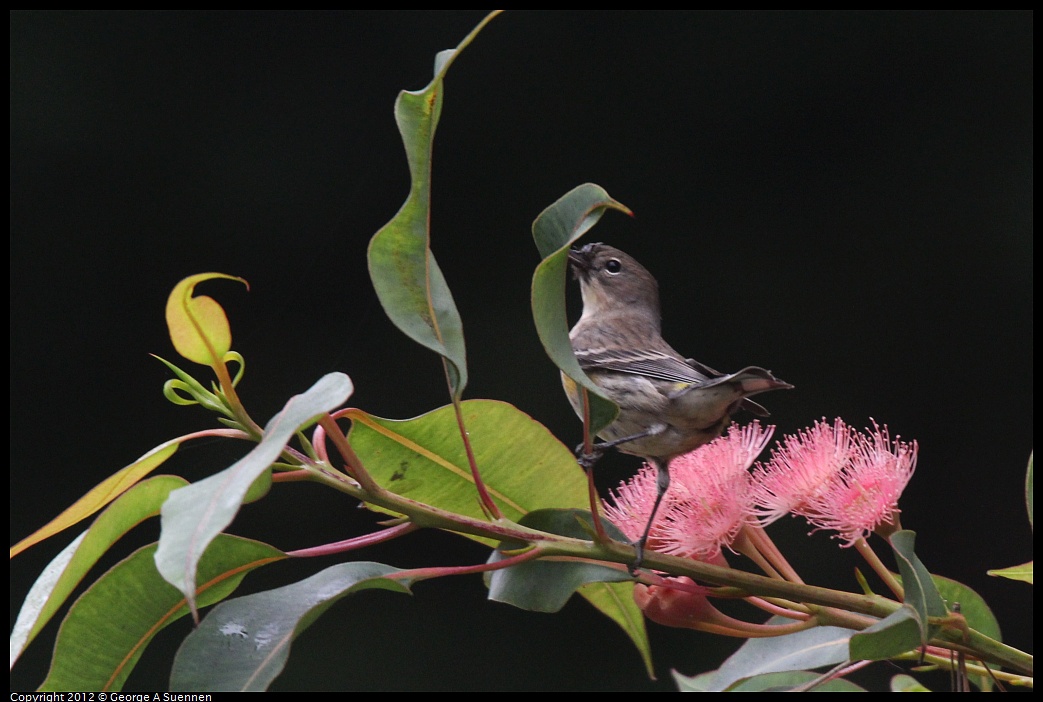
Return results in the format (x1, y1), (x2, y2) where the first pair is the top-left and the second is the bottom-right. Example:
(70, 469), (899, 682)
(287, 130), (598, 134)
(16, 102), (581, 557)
(568, 242), (661, 319)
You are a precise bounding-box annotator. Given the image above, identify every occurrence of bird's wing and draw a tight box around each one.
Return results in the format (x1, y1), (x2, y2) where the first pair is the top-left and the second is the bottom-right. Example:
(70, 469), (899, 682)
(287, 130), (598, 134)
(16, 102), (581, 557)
(575, 347), (713, 384)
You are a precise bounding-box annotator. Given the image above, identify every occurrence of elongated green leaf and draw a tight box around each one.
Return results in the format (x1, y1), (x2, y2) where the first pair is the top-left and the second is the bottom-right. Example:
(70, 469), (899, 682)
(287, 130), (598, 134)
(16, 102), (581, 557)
(171, 562), (411, 691)
(531, 184), (631, 436)
(367, 17), (498, 400)
(679, 621), (855, 692)
(889, 530), (947, 645)
(165, 273), (247, 367)
(39, 535), (284, 692)
(10, 475), (187, 669)
(347, 400), (587, 528)
(849, 605), (922, 660)
(10, 442), (179, 558)
(156, 373), (352, 613)
(987, 561), (1033, 584)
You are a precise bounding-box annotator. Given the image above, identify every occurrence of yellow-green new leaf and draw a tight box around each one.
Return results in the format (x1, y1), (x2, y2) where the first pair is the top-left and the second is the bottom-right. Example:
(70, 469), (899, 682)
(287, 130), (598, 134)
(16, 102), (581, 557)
(10, 442), (179, 559)
(10, 475), (188, 667)
(165, 273), (247, 367)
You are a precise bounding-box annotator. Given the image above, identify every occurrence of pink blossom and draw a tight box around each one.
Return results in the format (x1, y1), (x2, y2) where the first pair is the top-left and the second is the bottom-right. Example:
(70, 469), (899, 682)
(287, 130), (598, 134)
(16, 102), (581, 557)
(749, 418), (857, 524)
(801, 422), (918, 546)
(603, 422), (774, 560)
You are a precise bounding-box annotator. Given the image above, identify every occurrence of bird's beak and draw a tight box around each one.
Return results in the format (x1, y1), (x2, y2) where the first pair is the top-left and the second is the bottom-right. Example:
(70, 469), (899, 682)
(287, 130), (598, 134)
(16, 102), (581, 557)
(567, 248), (589, 278)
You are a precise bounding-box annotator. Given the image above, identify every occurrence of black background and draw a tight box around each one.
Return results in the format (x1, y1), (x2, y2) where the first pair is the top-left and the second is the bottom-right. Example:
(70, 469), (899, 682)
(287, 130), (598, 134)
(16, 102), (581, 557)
(11, 10), (1033, 691)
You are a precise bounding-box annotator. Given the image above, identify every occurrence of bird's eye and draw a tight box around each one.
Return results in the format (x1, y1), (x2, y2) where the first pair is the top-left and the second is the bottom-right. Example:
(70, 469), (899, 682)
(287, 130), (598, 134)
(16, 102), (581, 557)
(605, 259), (622, 275)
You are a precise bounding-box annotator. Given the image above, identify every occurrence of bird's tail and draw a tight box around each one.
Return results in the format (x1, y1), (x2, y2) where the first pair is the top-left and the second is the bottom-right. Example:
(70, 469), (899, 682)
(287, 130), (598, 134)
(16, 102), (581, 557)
(668, 366), (793, 418)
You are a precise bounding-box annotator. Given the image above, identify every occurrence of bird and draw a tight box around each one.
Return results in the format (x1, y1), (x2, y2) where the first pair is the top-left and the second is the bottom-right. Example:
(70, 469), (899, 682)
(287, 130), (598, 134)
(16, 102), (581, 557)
(563, 242), (793, 568)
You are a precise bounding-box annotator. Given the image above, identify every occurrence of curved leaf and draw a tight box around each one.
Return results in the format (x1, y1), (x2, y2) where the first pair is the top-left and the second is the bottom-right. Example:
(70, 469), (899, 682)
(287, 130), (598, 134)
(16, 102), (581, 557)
(10, 442), (179, 558)
(366, 20), (499, 400)
(690, 670), (865, 692)
(486, 508), (652, 676)
(170, 562), (410, 691)
(10, 475), (188, 669)
(849, 605), (922, 660)
(530, 184), (631, 436)
(889, 530), (947, 645)
(156, 373), (353, 615)
(38, 535), (284, 692)
(487, 509), (633, 613)
(165, 273), (247, 367)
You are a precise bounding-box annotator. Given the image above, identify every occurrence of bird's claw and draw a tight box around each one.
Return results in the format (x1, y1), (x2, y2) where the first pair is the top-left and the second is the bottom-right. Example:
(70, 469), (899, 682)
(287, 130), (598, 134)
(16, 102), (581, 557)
(574, 443), (604, 470)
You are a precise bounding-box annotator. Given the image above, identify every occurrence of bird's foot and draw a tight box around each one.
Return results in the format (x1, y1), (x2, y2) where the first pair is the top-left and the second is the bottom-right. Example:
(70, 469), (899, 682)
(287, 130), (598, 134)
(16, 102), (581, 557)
(628, 536), (647, 575)
(574, 443), (604, 470)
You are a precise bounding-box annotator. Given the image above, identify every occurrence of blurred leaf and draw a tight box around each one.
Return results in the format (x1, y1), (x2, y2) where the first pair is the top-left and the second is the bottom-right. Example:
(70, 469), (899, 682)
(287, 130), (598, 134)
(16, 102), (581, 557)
(170, 562), (410, 691)
(10, 442), (179, 558)
(890, 673), (931, 691)
(346, 400), (588, 533)
(1026, 451), (1033, 529)
(165, 273), (247, 367)
(530, 184), (631, 436)
(156, 373), (352, 614)
(987, 562), (1033, 584)
(849, 605), (922, 660)
(676, 620), (855, 691)
(38, 536), (283, 692)
(889, 530), (947, 644)
(10, 475), (187, 669)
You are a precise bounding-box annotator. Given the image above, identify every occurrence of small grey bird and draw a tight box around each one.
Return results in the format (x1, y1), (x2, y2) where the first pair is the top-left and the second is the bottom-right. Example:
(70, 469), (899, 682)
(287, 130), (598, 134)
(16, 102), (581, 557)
(563, 242), (792, 566)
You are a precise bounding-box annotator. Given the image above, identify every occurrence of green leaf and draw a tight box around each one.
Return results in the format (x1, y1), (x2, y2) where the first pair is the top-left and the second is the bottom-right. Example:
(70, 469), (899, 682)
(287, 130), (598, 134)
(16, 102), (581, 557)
(531, 184), (631, 436)
(987, 561), (1033, 584)
(165, 273), (247, 367)
(346, 400), (588, 530)
(170, 562), (411, 691)
(677, 620), (855, 691)
(889, 530), (947, 644)
(930, 574), (1002, 642)
(10, 442), (180, 558)
(349, 406), (653, 675)
(696, 670), (865, 692)
(10, 475), (188, 668)
(849, 605), (923, 660)
(156, 373), (352, 614)
(368, 51), (466, 398)
(487, 510), (633, 613)
(38, 535), (284, 692)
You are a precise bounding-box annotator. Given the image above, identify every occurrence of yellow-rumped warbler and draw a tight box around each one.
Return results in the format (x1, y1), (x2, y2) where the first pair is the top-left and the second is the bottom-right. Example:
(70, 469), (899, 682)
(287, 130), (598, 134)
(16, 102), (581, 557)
(564, 242), (792, 565)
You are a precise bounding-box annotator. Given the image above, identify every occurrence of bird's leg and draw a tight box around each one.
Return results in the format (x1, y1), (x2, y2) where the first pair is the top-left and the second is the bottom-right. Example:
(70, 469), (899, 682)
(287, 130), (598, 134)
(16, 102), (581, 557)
(573, 425), (664, 469)
(631, 457), (670, 573)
